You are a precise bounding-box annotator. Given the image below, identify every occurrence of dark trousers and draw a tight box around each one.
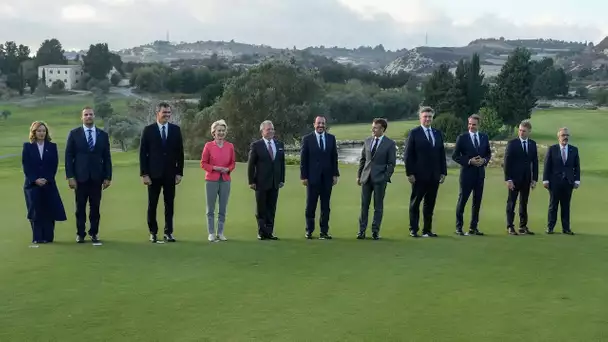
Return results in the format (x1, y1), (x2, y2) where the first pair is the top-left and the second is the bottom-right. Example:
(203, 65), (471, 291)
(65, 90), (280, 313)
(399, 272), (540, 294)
(75, 179), (103, 237)
(548, 180), (574, 232)
(358, 181), (387, 233)
(305, 179), (333, 234)
(255, 188), (279, 237)
(147, 176), (176, 235)
(506, 178), (531, 229)
(409, 179), (440, 233)
(455, 177), (485, 231)
(30, 218), (55, 242)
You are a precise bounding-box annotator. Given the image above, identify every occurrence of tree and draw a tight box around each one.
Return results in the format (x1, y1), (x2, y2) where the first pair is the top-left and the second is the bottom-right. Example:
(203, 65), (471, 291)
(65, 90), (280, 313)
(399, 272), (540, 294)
(448, 59), (469, 120)
(35, 39), (67, 67)
(108, 115), (140, 151)
(93, 89), (114, 131)
(432, 113), (465, 143)
(422, 64), (454, 115)
(466, 53), (485, 114)
(489, 47), (537, 128)
(83, 43), (113, 80)
(478, 107), (503, 140)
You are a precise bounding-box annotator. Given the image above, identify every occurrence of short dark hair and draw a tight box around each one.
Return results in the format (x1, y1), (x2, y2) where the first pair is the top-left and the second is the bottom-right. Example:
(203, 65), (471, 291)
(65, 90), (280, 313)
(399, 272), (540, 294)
(373, 118), (388, 131)
(155, 102), (171, 113)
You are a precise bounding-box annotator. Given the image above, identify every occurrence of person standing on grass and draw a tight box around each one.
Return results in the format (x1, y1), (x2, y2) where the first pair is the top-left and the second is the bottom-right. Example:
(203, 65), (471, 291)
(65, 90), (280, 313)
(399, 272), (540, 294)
(404, 106), (447, 238)
(200, 119), (235, 242)
(65, 107), (112, 244)
(247, 120), (285, 240)
(300, 115), (340, 240)
(22, 121), (67, 245)
(451, 114), (492, 236)
(543, 127), (580, 235)
(139, 102), (185, 243)
(503, 119), (539, 235)
(356, 118), (397, 240)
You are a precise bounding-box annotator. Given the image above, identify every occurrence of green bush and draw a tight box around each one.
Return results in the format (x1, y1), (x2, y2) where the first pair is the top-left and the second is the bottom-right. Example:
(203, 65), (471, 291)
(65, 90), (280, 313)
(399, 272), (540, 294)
(285, 155), (300, 166)
(478, 106), (504, 140)
(432, 113), (465, 143)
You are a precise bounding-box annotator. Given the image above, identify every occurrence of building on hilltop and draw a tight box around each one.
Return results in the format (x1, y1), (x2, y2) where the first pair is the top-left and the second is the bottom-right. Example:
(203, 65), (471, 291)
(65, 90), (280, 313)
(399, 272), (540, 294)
(37, 64), (84, 90)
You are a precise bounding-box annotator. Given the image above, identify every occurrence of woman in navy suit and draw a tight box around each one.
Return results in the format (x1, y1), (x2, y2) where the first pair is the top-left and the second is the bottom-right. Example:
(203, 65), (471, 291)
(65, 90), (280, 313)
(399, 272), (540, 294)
(22, 121), (67, 244)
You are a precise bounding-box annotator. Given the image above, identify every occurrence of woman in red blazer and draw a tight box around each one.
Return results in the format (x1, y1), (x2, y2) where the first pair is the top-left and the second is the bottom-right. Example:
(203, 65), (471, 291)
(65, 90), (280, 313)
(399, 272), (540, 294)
(200, 119), (236, 242)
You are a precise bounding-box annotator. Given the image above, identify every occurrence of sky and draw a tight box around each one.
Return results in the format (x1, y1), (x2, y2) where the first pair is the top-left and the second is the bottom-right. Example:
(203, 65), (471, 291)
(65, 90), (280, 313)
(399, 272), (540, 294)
(1, 0), (606, 51)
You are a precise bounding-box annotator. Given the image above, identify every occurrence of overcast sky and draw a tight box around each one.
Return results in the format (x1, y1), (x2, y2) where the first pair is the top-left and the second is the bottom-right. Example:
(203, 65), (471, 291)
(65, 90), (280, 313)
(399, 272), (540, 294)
(1, 0), (606, 51)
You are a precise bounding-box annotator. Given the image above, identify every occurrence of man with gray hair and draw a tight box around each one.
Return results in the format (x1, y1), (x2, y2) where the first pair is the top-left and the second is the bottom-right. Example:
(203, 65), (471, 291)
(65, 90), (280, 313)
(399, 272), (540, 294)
(542, 127), (580, 235)
(247, 120), (286, 240)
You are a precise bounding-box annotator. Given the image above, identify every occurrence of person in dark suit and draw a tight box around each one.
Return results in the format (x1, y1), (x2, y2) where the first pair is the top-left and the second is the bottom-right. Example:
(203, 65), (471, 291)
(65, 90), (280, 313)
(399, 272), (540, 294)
(356, 118), (396, 240)
(248, 120), (286, 240)
(22, 121), (67, 245)
(543, 127), (580, 235)
(65, 107), (112, 244)
(451, 114), (492, 236)
(139, 102), (185, 243)
(300, 115), (340, 240)
(503, 119), (539, 235)
(404, 106), (447, 238)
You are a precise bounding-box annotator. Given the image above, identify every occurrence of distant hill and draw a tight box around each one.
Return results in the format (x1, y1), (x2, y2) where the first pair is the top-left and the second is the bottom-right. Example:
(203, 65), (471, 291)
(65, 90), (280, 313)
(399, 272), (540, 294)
(97, 36), (608, 76)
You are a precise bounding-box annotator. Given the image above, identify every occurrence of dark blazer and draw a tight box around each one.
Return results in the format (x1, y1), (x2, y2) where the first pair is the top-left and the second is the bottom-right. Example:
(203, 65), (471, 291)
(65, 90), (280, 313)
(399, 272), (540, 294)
(503, 138), (539, 183)
(300, 132), (339, 185)
(248, 139), (286, 191)
(357, 136), (397, 184)
(65, 126), (112, 183)
(543, 144), (580, 185)
(22, 142), (67, 221)
(404, 126), (447, 181)
(139, 123), (185, 179)
(452, 132), (492, 182)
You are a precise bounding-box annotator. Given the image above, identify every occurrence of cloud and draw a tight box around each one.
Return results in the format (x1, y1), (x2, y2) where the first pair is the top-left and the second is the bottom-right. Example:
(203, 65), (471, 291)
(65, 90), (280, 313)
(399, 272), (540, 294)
(0, 0), (605, 52)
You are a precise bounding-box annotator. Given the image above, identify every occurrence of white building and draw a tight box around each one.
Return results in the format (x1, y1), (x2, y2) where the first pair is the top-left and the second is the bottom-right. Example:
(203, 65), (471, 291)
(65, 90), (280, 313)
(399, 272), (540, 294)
(38, 64), (84, 90)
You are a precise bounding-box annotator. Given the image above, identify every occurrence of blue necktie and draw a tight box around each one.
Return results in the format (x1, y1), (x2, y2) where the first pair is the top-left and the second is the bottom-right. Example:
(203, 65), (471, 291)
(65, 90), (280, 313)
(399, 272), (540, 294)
(161, 126), (167, 146)
(319, 135), (324, 151)
(87, 129), (94, 151)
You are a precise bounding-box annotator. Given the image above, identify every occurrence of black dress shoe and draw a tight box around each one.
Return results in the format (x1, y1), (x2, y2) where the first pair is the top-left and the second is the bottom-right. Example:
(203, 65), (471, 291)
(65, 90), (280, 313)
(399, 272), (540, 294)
(563, 230), (575, 235)
(319, 233), (332, 240)
(257, 235), (266, 240)
(409, 232), (419, 238)
(507, 228), (518, 235)
(356, 233), (365, 239)
(91, 235), (101, 244)
(164, 234), (176, 242)
(455, 230), (465, 236)
(422, 231), (438, 237)
(268, 235), (279, 240)
(76, 236), (85, 243)
(467, 229), (484, 236)
(545, 229), (554, 234)
(305, 232), (312, 239)
(372, 232), (380, 240)
(519, 227), (534, 235)
(150, 234), (158, 243)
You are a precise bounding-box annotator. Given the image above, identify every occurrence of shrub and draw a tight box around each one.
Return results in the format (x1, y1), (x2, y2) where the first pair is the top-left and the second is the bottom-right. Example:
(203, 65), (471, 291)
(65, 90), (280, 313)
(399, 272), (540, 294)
(478, 107), (504, 140)
(432, 113), (465, 143)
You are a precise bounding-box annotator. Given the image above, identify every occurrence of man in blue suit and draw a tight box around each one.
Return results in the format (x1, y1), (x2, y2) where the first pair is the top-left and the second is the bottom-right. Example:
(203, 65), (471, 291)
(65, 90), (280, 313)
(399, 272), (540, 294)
(300, 116), (340, 239)
(451, 114), (492, 236)
(543, 127), (580, 235)
(65, 107), (113, 244)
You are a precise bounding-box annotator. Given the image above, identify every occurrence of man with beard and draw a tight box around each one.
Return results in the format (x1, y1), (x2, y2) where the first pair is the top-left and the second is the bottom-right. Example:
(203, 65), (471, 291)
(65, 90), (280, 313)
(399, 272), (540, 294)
(543, 127), (580, 235)
(139, 102), (185, 243)
(300, 116), (340, 240)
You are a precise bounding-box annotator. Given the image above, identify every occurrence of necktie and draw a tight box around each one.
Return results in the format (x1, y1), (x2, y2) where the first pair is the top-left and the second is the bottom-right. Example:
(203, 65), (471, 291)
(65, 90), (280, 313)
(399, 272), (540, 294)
(87, 129), (94, 151)
(267, 140), (274, 160)
(523, 140), (527, 154)
(319, 134), (324, 151)
(473, 133), (479, 149)
(426, 128), (433, 146)
(561, 147), (567, 164)
(371, 138), (379, 156)
(161, 126), (167, 145)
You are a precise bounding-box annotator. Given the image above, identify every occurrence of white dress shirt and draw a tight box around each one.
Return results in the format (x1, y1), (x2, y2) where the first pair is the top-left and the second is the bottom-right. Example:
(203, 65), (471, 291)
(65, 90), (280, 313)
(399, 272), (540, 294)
(421, 125), (435, 146)
(37, 142), (44, 159)
(315, 132), (325, 150)
(469, 131), (480, 146)
(157, 122), (168, 138)
(83, 125), (97, 146)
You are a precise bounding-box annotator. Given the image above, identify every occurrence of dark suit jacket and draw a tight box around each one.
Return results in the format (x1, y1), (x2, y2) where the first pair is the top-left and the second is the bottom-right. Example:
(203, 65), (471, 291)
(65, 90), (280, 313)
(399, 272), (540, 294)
(357, 136), (397, 184)
(139, 123), (185, 179)
(65, 126), (112, 183)
(543, 144), (580, 186)
(300, 132), (339, 185)
(22, 142), (67, 221)
(248, 139), (286, 191)
(452, 132), (492, 183)
(503, 138), (539, 183)
(404, 126), (447, 181)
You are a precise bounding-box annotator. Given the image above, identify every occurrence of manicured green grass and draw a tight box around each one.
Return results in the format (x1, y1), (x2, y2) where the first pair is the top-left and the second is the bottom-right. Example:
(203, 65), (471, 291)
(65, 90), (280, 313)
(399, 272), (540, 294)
(1, 107), (607, 341)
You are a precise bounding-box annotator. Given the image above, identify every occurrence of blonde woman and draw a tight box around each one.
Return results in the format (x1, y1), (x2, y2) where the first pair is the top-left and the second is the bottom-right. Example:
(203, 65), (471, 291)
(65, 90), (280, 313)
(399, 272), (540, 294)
(200, 119), (235, 242)
(22, 121), (67, 245)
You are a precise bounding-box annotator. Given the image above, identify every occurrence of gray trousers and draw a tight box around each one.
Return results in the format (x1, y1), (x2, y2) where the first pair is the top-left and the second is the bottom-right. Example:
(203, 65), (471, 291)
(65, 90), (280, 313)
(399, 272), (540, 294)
(205, 178), (231, 235)
(358, 181), (388, 233)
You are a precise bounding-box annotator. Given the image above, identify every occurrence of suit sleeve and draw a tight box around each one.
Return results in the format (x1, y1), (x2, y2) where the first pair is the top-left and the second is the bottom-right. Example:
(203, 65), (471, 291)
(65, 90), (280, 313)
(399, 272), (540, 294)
(45, 143), (59, 182)
(247, 142), (257, 185)
(532, 143), (539, 182)
(404, 131), (415, 176)
(139, 126), (149, 176)
(332, 135), (340, 177)
(439, 135), (447, 175)
(280, 143), (286, 184)
(103, 132), (113, 181)
(542, 146), (552, 182)
(503, 141), (513, 181)
(228, 143), (236, 172)
(386, 140), (397, 180)
(65, 130), (75, 179)
(574, 148), (581, 182)
(21, 143), (36, 185)
(200, 143), (212, 172)
(451, 134), (467, 166)
(300, 136), (308, 180)
(176, 127), (184, 176)
(357, 143), (366, 178)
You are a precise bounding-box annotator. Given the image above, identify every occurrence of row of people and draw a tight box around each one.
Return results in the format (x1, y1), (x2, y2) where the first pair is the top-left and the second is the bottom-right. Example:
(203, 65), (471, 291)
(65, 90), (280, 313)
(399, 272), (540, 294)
(21, 104), (580, 245)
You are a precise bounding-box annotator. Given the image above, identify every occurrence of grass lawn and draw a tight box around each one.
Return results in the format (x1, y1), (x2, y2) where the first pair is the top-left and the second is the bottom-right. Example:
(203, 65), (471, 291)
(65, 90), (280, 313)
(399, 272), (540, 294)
(1, 107), (608, 341)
